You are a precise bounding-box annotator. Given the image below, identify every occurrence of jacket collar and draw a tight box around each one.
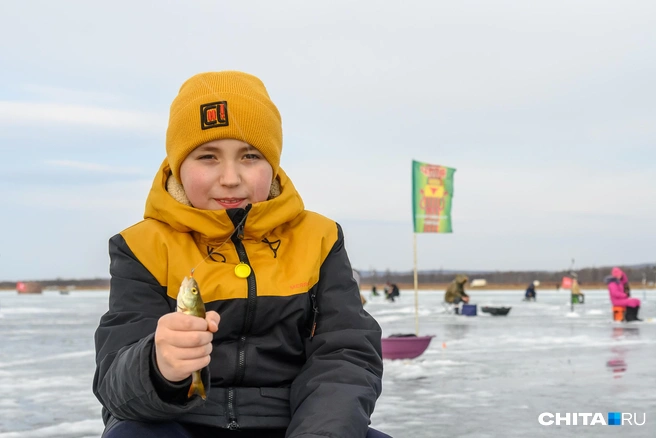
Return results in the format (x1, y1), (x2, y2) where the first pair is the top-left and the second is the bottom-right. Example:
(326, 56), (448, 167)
(605, 275), (622, 285)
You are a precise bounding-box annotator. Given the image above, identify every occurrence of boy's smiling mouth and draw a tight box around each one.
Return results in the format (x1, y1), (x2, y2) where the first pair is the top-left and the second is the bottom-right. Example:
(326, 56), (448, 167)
(215, 198), (246, 208)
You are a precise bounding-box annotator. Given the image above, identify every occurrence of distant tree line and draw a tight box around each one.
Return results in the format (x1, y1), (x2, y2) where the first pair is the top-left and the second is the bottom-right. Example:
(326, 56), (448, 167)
(2, 264), (655, 290)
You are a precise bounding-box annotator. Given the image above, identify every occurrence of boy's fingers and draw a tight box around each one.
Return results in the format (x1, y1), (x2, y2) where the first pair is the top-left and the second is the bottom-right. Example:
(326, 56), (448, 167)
(206, 311), (220, 332)
(164, 312), (208, 331)
(166, 330), (214, 348)
(173, 344), (213, 360)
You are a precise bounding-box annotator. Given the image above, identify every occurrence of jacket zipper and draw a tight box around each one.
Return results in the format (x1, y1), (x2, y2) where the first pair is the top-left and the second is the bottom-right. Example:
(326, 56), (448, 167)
(227, 389), (238, 430)
(226, 216), (257, 429)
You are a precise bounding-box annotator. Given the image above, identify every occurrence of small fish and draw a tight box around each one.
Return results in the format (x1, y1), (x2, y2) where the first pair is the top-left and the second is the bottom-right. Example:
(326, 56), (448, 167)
(176, 276), (207, 400)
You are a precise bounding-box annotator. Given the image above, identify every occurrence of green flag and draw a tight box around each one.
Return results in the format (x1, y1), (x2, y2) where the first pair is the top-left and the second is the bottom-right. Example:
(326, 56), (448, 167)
(412, 160), (456, 233)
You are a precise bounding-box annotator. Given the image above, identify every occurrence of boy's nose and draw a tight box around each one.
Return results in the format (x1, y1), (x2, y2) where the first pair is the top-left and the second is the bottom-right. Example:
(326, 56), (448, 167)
(219, 163), (241, 186)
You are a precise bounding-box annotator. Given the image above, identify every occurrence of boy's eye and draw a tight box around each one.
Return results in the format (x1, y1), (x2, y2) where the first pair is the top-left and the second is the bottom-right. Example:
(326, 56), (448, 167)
(244, 154), (260, 160)
(198, 154), (215, 160)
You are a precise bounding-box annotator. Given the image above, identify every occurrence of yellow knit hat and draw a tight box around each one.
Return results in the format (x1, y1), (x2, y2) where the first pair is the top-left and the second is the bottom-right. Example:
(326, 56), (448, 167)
(166, 71), (282, 181)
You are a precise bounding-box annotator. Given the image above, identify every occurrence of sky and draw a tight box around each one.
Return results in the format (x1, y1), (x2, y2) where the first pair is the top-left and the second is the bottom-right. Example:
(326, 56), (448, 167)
(1, 1), (655, 281)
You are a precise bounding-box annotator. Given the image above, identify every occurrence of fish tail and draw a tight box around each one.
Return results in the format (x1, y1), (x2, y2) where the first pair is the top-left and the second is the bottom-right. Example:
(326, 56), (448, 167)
(188, 371), (206, 400)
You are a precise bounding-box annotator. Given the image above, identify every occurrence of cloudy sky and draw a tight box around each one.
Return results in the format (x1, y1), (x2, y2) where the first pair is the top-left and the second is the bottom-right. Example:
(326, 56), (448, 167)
(1, 1), (655, 281)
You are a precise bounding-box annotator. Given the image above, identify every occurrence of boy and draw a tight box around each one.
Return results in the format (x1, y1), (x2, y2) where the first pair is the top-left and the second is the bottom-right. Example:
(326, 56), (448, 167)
(93, 71), (385, 437)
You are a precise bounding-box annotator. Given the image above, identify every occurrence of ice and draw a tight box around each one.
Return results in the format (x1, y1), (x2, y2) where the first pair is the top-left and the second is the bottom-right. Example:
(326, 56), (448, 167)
(0, 420), (102, 438)
(0, 289), (654, 437)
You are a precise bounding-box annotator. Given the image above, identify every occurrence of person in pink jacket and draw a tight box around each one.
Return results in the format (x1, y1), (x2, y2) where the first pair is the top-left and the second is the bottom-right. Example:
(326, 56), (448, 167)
(606, 267), (642, 321)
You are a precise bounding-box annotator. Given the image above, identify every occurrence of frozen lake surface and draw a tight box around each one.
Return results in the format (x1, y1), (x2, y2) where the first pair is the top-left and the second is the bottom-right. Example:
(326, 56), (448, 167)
(0, 288), (654, 437)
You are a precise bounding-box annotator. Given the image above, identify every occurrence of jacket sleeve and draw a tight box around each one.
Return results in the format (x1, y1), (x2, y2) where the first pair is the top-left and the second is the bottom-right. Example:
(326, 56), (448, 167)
(287, 224), (383, 438)
(93, 234), (207, 422)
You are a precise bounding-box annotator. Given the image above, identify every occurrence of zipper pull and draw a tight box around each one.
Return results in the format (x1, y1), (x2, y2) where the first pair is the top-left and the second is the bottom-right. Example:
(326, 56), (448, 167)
(310, 310), (318, 340)
(228, 420), (240, 430)
(236, 205), (252, 241)
(236, 221), (245, 240)
(310, 293), (319, 340)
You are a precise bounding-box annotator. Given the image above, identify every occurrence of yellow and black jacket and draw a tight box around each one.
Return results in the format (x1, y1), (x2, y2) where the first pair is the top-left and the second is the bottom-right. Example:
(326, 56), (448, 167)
(93, 161), (383, 437)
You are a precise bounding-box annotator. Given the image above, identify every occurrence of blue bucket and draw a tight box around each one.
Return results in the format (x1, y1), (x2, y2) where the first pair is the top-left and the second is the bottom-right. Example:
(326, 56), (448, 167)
(461, 304), (477, 316)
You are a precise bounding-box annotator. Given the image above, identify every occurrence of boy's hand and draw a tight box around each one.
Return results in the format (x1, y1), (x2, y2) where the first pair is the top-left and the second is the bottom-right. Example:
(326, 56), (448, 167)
(154, 311), (220, 383)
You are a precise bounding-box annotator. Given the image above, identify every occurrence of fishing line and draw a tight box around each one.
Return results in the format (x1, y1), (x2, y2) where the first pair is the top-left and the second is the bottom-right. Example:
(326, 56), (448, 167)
(184, 74), (262, 277)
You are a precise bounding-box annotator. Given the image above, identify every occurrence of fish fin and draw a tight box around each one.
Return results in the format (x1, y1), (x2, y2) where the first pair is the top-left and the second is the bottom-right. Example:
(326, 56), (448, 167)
(188, 371), (206, 400)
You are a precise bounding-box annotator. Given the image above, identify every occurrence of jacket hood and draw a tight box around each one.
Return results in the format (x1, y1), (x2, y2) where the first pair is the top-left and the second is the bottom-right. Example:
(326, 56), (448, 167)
(454, 274), (468, 285)
(143, 159), (304, 244)
(611, 267), (625, 279)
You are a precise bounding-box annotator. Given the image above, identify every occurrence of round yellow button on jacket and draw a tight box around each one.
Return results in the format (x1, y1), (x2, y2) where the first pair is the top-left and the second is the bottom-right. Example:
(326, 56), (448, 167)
(234, 262), (252, 278)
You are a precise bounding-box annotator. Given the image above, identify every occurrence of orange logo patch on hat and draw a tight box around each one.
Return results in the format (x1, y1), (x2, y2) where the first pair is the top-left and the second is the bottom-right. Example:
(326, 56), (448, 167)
(200, 101), (229, 130)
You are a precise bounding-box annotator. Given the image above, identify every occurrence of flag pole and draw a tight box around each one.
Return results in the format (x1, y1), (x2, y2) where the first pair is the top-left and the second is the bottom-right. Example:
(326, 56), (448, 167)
(413, 232), (419, 336)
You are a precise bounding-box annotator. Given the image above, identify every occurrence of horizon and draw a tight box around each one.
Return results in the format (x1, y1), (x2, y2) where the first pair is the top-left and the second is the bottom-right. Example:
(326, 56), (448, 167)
(4, 260), (656, 284)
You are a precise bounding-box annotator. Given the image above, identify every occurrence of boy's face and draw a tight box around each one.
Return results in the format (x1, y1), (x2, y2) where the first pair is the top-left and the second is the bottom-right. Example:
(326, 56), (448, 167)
(179, 138), (273, 210)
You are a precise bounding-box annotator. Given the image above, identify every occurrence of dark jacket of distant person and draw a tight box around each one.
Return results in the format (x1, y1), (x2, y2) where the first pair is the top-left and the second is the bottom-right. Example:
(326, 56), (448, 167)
(444, 275), (469, 304)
